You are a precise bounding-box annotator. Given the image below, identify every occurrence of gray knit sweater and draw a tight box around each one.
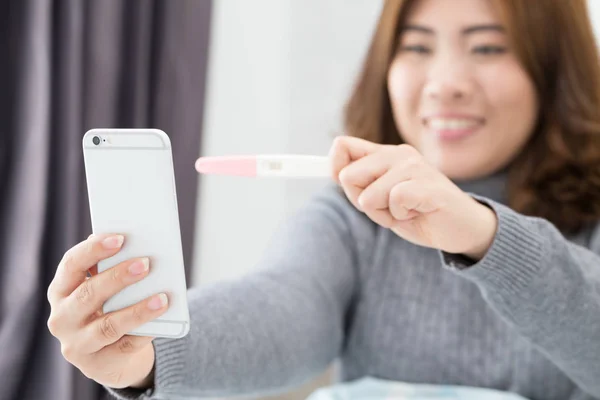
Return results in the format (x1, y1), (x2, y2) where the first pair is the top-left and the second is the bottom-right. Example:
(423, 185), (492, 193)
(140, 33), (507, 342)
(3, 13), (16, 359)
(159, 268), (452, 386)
(108, 171), (600, 400)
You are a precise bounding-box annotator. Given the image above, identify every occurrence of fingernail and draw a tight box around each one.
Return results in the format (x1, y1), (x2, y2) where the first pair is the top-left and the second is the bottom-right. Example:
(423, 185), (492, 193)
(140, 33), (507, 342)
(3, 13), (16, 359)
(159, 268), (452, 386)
(102, 235), (124, 249)
(128, 258), (149, 275)
(148, 293), (168, 310)
(357, 196), (365, 210)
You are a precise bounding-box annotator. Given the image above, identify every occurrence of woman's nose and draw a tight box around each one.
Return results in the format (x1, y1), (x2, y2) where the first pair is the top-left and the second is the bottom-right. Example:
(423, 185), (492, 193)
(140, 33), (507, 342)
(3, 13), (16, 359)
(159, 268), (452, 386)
(424, 61), (474, 104)
(424, 82), (467, 102)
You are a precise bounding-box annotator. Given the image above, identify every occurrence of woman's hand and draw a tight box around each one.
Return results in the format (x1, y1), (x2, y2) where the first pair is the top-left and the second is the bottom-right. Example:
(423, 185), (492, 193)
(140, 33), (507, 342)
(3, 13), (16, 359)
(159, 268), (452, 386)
(329, 136), (498, 260)
(46, 234), (169, 389)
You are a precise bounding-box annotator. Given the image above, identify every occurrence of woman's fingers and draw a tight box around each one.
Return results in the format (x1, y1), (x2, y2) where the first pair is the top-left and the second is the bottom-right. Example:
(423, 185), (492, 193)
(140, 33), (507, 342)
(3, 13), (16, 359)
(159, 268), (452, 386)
(389, 181), (427, 220)
(357, 167), (404, 210)
(94, 335), (155, 361)
(357, 172), (420, 227)
(78, 293), (169, 353)
(329, 136), (385, 183)
(48, 234), (125, 302)
(390, 180), (439, 216)
(58, 257), (150, 328)
(330, 138), (432, 227)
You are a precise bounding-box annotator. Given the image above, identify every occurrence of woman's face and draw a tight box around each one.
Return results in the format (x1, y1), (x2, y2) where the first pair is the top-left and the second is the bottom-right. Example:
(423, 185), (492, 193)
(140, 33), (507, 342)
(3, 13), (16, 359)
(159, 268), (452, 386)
(387, 0), (538, 180)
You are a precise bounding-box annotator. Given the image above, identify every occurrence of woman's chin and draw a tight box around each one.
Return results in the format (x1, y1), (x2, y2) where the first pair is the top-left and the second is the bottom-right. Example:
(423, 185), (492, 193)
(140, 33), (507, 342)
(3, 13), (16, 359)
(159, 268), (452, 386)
(432, 160), (499, 181)
(415, 141), (510, 181)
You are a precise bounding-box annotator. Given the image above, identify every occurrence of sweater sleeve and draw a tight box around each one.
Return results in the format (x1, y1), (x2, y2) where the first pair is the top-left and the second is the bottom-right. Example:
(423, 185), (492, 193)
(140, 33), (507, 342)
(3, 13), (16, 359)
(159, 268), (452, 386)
(106, 186), (362, 400)
(440, 196), (600, 398)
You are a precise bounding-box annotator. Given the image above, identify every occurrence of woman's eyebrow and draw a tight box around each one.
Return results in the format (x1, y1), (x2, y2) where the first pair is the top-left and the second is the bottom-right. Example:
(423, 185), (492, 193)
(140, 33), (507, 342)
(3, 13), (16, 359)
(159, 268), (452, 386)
(462, 24), (505, 34)
(400, 24), (434, 34)
(399, 24), (505, 35)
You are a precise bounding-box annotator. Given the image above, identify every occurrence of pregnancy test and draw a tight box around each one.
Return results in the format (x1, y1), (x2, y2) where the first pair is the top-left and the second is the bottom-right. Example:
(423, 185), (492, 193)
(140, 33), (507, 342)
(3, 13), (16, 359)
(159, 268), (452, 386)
(195, 155), (331, 178)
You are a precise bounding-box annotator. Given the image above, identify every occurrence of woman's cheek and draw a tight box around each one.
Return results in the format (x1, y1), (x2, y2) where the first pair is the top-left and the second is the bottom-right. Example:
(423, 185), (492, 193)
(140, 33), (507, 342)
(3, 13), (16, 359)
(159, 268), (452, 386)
(387, 60), (425, 144)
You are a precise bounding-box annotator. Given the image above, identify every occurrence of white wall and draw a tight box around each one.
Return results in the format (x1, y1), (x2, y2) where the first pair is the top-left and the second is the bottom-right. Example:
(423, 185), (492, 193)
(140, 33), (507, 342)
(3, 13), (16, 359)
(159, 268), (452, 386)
(589, 0), (600, 39)
(193, 0), (383, 285)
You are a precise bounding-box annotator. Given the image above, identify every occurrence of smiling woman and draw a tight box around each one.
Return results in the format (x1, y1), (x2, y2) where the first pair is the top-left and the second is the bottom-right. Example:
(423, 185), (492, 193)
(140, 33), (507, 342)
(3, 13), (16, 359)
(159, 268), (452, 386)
(346, 0), (600, 233)
(48, 1), (600, 400)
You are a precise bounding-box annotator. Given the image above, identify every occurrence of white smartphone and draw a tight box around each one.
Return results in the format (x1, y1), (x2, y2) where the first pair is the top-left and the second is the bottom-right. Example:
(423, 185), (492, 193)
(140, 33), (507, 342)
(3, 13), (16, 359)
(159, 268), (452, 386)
(82, 128), (190, 338)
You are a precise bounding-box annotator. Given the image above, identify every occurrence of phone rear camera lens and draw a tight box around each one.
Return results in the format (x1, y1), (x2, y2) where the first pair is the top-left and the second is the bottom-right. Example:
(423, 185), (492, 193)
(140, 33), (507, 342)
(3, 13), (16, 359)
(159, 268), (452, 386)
(92, 136), (101, 145)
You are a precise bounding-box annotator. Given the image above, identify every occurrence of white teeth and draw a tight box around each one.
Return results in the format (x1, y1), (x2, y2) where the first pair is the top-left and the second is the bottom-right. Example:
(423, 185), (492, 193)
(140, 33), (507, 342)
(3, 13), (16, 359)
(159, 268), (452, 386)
(427, 118), (479, 130)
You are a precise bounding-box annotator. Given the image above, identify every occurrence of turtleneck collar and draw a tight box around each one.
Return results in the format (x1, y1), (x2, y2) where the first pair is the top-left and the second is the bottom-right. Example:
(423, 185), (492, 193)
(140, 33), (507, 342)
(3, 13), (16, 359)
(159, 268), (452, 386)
(452, 167), (509, 204)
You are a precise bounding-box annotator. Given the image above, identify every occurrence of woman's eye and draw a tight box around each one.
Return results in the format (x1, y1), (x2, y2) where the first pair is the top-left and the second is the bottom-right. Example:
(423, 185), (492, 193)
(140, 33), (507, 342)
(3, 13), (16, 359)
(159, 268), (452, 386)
(473, 45), (506, 55)
(401, 45), (431, 54)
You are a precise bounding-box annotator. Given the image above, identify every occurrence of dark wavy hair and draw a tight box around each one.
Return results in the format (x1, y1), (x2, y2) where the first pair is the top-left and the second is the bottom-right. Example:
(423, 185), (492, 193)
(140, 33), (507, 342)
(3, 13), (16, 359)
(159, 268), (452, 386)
(344, 0), (600, 233)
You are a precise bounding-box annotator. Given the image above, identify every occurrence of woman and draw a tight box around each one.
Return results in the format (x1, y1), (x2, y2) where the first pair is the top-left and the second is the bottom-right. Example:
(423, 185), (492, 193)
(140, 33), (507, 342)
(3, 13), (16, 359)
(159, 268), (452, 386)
(47, 0), (600, 399)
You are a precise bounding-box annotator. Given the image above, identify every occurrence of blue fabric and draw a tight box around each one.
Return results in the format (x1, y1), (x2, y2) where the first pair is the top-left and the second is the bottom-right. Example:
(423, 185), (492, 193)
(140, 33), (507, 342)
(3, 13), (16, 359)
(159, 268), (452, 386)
(307, 378), (529, 400)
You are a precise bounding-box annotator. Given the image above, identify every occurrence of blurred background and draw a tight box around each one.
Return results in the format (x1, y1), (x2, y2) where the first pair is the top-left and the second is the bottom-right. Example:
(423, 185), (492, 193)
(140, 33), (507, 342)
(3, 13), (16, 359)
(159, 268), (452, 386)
(2, 1), (600, 400)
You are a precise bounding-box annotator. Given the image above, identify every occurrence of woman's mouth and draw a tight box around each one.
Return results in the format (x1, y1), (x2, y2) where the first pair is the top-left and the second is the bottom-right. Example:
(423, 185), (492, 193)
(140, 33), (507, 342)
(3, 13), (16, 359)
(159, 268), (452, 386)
(423, 117), (484, 140)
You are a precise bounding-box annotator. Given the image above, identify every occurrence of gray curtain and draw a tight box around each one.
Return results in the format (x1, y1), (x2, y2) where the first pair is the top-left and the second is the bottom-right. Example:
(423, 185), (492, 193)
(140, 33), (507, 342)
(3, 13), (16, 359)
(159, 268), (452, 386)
(0, 1), (212, 399)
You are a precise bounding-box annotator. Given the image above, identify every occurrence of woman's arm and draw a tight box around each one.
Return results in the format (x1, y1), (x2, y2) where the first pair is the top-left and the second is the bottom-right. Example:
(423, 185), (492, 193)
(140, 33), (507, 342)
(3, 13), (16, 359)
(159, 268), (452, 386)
(107, 186), (366, 399)
(442, 197), (600, 398)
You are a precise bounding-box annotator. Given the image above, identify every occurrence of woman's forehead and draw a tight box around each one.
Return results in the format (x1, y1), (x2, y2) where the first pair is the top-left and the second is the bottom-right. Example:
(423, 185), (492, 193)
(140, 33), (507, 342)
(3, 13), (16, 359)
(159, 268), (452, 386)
(402, 0), (502, 28)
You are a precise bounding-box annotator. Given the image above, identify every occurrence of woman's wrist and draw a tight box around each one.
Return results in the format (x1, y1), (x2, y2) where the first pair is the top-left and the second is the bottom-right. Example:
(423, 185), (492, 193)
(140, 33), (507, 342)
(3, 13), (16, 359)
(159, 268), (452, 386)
(129, 365), (154, 390)
(461, 201), (498, 261)
(129, 345), (156, 390)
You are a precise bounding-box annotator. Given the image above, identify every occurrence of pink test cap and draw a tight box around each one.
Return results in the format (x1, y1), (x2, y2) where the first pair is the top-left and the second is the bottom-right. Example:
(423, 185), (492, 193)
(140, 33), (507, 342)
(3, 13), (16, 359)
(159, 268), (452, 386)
(195, 156), (258, 177)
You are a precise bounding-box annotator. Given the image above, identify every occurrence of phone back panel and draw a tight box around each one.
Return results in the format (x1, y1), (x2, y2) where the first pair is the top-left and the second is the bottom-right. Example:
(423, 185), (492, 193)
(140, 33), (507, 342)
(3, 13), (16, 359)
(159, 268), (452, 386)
(83, 129), (189, 338)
